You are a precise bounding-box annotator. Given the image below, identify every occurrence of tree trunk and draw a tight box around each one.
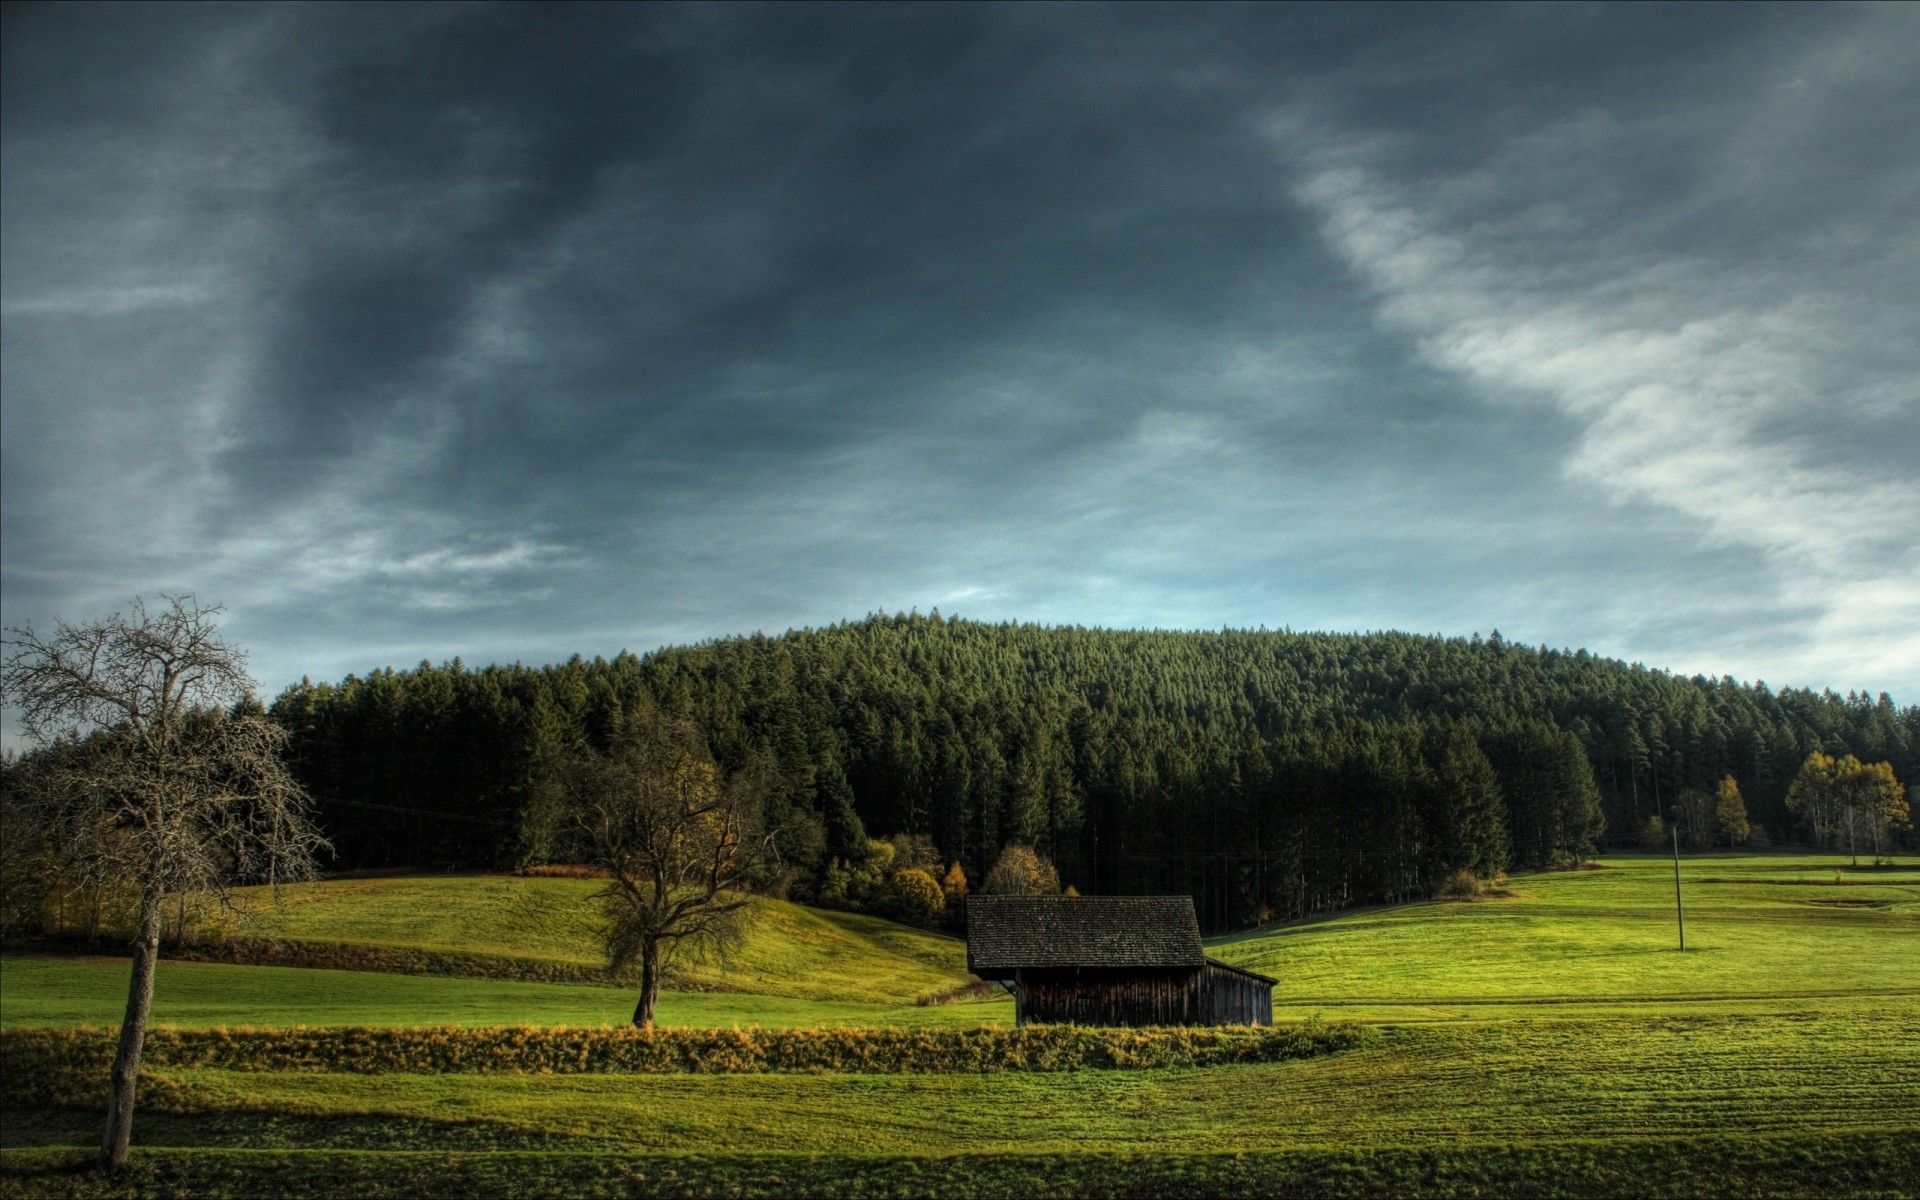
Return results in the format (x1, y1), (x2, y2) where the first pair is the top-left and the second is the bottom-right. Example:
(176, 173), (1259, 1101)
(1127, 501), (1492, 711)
(100, 885), (163, 1170)
(631, 937), (662, 1030)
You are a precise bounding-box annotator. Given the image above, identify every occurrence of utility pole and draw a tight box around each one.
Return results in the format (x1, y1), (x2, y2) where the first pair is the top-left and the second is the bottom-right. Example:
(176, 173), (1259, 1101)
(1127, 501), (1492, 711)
(1671, 821), (1686, 952)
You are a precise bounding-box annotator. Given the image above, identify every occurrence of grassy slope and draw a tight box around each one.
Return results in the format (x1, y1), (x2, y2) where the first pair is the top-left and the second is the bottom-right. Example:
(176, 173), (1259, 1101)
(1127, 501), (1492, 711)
(213, 876), (971, 1004)
(3, 873), (991, 1030)
(0, 957), (1002, 1030)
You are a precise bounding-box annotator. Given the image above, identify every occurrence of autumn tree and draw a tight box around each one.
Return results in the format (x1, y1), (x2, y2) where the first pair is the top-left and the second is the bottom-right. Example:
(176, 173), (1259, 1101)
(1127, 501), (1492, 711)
(887, 867), (946, 927)
(887, 832), (943, 874)
(2, 597), (327, 1169)
(1786, 752), (1908, 863)
(982, 843), (1060, 895)
(1713, 776), (1750, 847)
(940, 861), (969, 908)
(1836, 758), (1908, 863)
(561, 714), (783, 1029)
(1786, 752), (1842, 849)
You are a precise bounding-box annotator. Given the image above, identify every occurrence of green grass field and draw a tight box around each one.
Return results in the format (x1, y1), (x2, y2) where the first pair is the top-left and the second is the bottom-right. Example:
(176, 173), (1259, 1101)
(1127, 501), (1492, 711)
(1219, 854), (1920, 1021)
(4, 853), (1916, 1197)
(6, 1010), (1895, 1155)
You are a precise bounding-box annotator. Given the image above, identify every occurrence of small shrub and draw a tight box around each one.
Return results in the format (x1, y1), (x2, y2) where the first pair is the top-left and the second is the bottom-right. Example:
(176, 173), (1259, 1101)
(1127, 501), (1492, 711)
(915, 979), (1002, 1007)
(1639, 815), (1667, 848)
(1436, 869), (1482, 900)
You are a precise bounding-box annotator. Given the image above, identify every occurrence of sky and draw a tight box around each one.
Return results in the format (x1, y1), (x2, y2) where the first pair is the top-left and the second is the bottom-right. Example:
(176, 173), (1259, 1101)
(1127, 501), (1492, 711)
(4, 1), (1917, 729)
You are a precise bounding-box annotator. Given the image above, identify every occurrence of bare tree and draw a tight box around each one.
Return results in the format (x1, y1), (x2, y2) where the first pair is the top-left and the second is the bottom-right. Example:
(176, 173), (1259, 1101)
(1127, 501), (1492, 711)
(2, 596), (328, 1170)
(562, 714), (779, 1030)
(1672, 787), (1715, 850)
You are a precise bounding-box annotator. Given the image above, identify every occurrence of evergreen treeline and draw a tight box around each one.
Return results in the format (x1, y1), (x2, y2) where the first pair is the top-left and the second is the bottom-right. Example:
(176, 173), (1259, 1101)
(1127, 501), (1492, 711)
(267, 615), (1917, 931)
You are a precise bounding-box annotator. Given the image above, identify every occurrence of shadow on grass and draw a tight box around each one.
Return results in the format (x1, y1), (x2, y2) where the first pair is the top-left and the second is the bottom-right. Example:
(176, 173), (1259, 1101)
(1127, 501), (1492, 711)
(1, 1108), (605, 1154)
(4, 1131), (1920, 1199)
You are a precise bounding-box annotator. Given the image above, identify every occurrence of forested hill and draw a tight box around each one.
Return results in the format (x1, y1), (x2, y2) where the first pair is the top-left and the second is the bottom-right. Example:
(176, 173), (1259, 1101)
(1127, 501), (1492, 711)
(270, 615), (1916, 931)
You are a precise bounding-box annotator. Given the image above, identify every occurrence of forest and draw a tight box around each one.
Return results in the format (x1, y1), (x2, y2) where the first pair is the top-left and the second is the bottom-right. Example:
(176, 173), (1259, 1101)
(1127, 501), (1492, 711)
(264, 615), (1916, 932)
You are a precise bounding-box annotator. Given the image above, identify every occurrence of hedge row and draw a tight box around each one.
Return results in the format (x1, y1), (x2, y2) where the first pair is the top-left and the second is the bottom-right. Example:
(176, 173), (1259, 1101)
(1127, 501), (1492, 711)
(2, 1021), (1371, 1083)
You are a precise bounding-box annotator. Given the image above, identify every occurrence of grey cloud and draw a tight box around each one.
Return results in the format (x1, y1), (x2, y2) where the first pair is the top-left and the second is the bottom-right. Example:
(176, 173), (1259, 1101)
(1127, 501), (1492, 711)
(5, 2), (1915, 740)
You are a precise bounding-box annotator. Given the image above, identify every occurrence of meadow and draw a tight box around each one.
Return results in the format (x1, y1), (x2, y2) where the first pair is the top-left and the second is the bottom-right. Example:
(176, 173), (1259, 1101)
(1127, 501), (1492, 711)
(3, 853), (1916, 1197)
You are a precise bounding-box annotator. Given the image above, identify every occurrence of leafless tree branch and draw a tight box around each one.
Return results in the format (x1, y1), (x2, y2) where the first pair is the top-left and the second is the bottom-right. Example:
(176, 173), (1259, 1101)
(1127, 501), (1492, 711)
(2, 596), (329, 1170)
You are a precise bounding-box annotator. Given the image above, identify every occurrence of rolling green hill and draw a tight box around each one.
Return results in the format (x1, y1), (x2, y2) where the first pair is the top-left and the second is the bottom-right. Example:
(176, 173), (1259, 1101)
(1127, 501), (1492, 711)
(7, 855), (1915, 1030)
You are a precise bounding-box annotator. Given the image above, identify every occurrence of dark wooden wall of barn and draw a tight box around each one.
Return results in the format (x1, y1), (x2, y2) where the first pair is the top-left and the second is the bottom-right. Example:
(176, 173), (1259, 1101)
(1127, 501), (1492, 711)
(1017, 967), (1275, 1027)
(1018, 967), (1202, 1026)
(1200, 963), (1273, 1026)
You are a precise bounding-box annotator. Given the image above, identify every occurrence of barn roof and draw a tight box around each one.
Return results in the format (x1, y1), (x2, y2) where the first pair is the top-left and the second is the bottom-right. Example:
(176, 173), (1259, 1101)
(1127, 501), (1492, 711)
(966, 895), (1206, 976)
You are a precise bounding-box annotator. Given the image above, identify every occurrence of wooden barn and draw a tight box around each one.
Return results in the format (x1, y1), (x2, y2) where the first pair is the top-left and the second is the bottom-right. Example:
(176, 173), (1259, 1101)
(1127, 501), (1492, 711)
(965, 895), (1276, 1027)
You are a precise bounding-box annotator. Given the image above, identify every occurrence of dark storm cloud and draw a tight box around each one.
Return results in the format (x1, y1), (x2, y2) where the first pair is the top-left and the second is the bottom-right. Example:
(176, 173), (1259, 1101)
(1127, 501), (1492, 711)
(4, 2), (1915, 724)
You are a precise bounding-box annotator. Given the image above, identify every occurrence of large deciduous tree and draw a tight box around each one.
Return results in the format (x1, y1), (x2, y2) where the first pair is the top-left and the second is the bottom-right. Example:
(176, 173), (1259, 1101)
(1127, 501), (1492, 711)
(1836, 758), (1908, 863)
(1786, 752), (1844, 848)
(2, 597), (328, 1169)
(1787, 752), (1910, 863)
(561, 714), (782, 1029)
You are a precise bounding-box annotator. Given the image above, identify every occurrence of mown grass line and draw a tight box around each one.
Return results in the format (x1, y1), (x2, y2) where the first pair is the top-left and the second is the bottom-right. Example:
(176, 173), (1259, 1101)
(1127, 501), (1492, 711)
(3, 1132), (1916, 1199)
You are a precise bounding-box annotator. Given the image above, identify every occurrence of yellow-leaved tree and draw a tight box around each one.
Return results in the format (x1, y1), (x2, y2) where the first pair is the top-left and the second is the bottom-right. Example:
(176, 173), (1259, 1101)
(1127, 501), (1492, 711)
(1787, 752), (1910, 864)
(982, 844), (1060, 895)
(1713, 775), (1750, 847)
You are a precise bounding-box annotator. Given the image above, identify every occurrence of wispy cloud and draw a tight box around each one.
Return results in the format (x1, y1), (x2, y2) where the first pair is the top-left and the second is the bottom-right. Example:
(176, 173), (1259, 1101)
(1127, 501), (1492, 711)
(1280, 10), (1920, 688)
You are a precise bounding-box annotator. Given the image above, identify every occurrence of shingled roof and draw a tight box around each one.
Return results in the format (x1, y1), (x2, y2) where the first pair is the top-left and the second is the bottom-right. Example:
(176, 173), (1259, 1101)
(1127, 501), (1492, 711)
(966, 895), (1206, 976)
